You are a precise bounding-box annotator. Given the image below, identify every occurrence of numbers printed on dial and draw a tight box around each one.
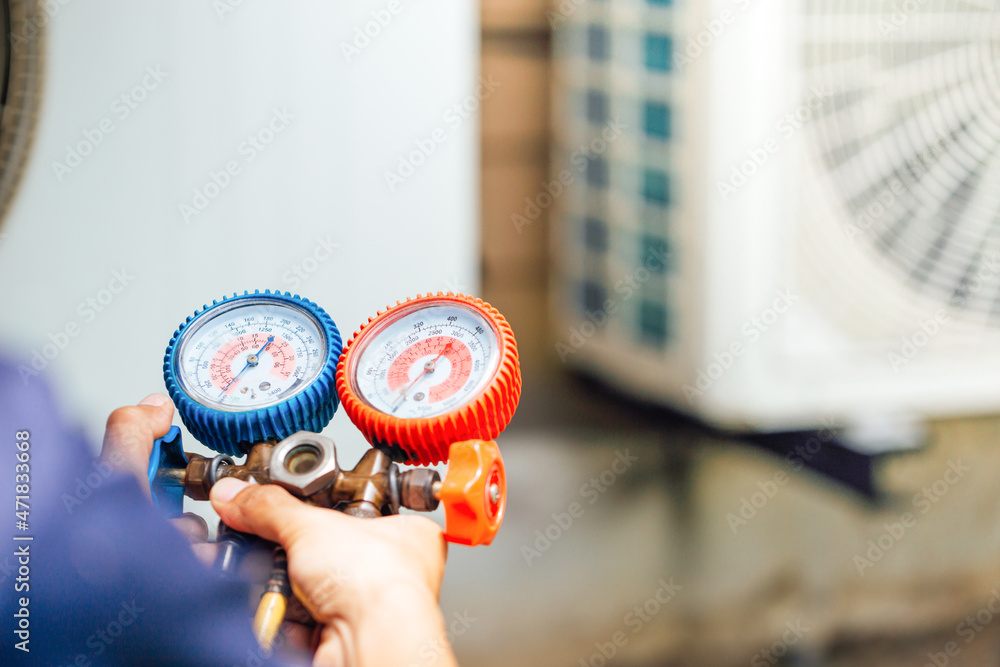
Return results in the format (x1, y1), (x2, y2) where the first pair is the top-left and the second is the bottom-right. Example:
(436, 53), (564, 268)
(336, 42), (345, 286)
(352, 304), (501, 419)
(178, 300), (327, 411)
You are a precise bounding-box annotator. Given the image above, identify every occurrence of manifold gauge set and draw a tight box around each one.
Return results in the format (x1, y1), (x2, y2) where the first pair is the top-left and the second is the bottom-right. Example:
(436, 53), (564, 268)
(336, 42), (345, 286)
(147, 290), (521, 648)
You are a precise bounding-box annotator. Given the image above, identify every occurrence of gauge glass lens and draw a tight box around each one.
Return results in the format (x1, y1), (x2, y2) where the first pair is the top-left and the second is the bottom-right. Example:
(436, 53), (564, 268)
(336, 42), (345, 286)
(351, 303), (501, 419)
(176, 299), (327, 412)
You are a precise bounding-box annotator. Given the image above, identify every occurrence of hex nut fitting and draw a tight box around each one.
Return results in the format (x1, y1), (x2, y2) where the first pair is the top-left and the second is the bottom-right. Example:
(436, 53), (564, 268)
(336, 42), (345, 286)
(269, 432), (340, 498)
(399, 468), (441, 512)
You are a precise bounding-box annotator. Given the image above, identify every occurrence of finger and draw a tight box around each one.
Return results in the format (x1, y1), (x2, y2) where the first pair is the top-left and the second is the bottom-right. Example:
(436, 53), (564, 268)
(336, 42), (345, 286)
(312, 618), (356, 667)
(190, 542), (219, 568)
(210, 479), (329, 546)
(170, 513), (209, 543)
(101, 394), (175, 488)
(384, 514), (449, 594)
(391, 513), (448, 548)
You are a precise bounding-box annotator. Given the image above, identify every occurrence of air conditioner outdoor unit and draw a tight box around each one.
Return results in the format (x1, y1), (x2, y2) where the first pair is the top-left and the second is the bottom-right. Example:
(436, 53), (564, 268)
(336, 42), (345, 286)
(550, 0), (1000, 440)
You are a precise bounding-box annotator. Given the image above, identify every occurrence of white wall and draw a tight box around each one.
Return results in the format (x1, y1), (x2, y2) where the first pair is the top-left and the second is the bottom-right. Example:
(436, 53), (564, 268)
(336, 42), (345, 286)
(0, 1), (480, 470)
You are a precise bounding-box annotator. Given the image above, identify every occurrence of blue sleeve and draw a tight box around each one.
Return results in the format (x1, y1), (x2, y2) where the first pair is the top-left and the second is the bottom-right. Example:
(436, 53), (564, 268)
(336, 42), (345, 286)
(0, 358), (306, 665)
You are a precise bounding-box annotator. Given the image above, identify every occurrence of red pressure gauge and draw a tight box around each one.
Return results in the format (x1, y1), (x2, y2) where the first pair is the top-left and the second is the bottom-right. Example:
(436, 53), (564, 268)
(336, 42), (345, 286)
(337, 293), (520, 545)
(336, 293), (521, 465)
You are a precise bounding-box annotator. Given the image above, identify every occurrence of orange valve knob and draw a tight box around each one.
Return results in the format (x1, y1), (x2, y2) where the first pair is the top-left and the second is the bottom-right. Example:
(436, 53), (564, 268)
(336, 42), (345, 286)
(337, 293), (521, 465)
(439, 440), (506, 546)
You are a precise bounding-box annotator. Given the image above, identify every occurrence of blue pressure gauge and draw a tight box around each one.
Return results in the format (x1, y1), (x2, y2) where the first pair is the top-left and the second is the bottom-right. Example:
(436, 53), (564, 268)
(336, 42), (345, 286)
(162, 290), (342, 455)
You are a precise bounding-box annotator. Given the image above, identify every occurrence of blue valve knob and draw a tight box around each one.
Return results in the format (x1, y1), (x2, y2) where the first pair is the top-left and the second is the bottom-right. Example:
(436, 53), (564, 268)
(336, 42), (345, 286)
(148, 425), (187, 517)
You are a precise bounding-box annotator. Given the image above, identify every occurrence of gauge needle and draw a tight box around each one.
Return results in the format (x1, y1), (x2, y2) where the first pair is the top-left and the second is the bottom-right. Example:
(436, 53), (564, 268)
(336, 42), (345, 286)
(392, 341), (453, 411)
(220, 336), (274, 397)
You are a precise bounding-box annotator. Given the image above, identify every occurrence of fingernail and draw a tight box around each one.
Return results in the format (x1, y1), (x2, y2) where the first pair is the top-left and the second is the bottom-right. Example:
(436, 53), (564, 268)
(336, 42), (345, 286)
(140, 394), (170, 407)
(212, 477), (250, 503)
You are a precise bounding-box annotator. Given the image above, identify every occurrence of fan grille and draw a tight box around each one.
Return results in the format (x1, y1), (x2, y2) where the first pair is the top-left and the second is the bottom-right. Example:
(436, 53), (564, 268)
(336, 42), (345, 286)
(803, 0), (1000, 322)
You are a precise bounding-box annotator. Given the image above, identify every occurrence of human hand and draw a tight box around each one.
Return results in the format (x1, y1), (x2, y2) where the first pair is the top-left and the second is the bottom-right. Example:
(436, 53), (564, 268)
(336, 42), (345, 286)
(100, 394), (213, 560)
(210, 478), (458, 667)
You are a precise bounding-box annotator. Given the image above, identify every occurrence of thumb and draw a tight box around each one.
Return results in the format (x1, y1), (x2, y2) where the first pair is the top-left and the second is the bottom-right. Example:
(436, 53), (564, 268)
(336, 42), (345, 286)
(210, 479), (327, 546)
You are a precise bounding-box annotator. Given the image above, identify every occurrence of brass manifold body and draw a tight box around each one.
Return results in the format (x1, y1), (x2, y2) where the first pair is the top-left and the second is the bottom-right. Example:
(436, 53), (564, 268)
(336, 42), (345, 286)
(157, 432), (443, 520)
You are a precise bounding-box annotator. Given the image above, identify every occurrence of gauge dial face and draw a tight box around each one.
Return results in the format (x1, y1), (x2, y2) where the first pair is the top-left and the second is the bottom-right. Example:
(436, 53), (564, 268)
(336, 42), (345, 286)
(176, 298), (327, 412)
(350, 303), (502, 419)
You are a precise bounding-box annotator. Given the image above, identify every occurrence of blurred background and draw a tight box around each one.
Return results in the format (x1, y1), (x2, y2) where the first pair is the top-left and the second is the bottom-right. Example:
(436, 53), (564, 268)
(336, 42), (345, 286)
(3, 0), (1000, 664)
